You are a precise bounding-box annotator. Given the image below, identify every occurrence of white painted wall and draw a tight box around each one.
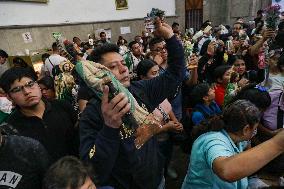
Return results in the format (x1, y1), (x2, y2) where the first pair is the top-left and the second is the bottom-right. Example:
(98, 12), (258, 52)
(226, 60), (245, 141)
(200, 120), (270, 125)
(0, 0), (176, 27)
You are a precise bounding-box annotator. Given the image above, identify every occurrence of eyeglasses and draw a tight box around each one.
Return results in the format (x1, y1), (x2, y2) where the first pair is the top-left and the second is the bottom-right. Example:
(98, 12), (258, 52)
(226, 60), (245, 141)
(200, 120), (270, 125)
(152, 46), (167, 53)
(9, 81), (37, 94)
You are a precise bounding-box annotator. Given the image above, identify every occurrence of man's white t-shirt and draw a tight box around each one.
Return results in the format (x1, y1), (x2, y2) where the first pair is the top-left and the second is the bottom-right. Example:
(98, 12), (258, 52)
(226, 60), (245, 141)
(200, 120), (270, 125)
(44, 54), (67, 76)
(0, 61), (10, 78)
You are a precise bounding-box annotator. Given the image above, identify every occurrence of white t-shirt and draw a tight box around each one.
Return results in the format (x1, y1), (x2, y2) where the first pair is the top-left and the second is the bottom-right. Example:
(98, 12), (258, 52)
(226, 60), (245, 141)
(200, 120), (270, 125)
(264, 73), (284, 92)
(44, 54), (67, 76)
(0, 61), (10, 77)
(0, 97), (13, 114)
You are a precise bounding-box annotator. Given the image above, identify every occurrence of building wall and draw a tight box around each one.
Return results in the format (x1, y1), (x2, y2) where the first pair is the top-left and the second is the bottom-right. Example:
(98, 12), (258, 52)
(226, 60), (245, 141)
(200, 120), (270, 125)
(0, 0), (176, 26)
(203, 0), (272, 26)
(0, 0), (185, 55)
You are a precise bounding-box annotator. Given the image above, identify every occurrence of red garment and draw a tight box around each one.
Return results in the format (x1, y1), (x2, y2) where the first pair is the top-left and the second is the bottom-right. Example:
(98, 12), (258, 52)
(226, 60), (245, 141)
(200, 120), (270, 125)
(214, 84), (225, 107)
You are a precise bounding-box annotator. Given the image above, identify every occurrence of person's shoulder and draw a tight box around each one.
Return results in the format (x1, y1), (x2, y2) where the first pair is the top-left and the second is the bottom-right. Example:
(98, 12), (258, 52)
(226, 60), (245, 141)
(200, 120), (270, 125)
(77, 84), (95, 101)
(192, 110), (203, 118)
(6, 109), (23, 122)
(5, 135), (45, 153)
(48, 99), (73, 112)
(59, 55), (67, 61)
(80, 96), (101, 116)
(191, 111), (204, 125)
(192, 132), (226, 152)
(197, 131), (227, 142)
(51, 54), (66, 61)
(44, 57), (51, 65)
(85, 97), (101, 110)
(80, 97), (103, 122)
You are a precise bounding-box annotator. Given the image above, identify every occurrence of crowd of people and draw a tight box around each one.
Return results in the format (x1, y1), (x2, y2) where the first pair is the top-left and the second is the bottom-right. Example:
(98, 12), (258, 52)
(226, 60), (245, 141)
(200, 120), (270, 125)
(0, 8), (284, 189)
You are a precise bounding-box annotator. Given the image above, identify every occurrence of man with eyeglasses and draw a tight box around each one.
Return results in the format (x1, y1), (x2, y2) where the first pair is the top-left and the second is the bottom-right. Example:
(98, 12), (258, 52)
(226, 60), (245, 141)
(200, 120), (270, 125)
(149, 37), (168, 70)
(0, 67), (79, 163)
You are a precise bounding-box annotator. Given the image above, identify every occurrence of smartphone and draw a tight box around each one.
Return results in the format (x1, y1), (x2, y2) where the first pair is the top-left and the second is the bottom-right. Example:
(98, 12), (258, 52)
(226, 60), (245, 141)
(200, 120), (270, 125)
(144, 8), (165, 33)
(144, 15), (155, 33)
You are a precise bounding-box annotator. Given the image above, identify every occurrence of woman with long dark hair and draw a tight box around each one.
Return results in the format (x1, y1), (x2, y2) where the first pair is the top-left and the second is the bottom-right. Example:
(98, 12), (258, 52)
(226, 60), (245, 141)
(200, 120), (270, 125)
(231, 55), (265, 85)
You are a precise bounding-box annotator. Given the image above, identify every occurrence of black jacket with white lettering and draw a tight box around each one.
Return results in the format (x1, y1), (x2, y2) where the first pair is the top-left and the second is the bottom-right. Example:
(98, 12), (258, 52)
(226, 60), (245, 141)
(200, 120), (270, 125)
(0, 135), (49, 189)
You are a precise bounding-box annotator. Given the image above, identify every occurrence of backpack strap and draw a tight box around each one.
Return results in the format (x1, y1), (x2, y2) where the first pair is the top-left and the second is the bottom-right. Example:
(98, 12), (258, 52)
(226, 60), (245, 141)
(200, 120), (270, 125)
(277, 92), (284, 129)
(47, 57), (56, 77)
(48, 57), (55, 68)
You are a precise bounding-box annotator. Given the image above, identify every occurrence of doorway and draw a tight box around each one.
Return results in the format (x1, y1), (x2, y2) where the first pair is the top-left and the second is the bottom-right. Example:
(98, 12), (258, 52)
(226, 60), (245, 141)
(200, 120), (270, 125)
(185, 0), (203, 31)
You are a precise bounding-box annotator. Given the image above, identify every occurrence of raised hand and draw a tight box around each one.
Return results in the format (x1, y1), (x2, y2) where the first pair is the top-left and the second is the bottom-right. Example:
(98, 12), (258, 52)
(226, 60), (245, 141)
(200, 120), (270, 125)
(152, 17), (174, 39)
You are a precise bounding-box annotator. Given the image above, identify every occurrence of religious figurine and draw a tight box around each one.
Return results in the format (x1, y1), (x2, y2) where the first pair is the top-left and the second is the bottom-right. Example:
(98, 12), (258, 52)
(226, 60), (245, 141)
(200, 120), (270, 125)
(54, 60), (76, 103)
(76, 60), (162, 149)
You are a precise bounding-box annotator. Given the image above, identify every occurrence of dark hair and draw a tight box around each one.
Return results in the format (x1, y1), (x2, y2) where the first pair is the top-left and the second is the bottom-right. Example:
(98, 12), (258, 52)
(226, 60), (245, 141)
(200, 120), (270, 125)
(0, 49), (8, 58)
(81, 42), (92, 51)
(225, 25), (231, 30)
(200, 21), (211, 30)
(257, 9), (263, 15)
(42, 53), (50, 62)
(128, 41), (139, 49)
(0, 67), (37, 93)
(100, 31), (106, 37)
(190, 83), (210, 106)
(230, 55), (245, 65)
(13, 57), (28, 68)
(172, 22), (179, 28)
(214, 65), (231, 82)
(192, 100), (261, 139)
(136, 59), (156, 79)
(65, 43), (83, 61)
(88, 43), (119, 63)
(73, 36), (80, 42)
(134, 35), (141, 39)
(277, 53), (284, 71)
(234, 22), (243, 26)
(38, 76), (55, 90)
(278, 21), (284, 31)
(200, 39), (211, 56)
(117, 36), (128, 46)
(229, 83), (271, 110)
(255, 20), (264, 34)
(275, 31), (284, 48)
(52, 42), (58, 51)
(232, 55), (244, 62)
(43, 156), (91, 189)
(149, 37), (164, 50)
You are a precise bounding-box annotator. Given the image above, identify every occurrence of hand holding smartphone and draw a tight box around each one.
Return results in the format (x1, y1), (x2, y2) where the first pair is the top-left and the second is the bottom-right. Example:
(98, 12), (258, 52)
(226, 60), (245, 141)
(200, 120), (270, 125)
(144, 8), (165, 33)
